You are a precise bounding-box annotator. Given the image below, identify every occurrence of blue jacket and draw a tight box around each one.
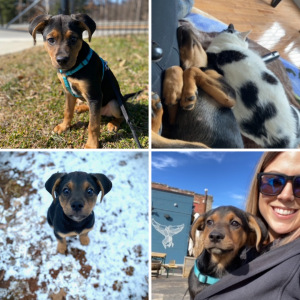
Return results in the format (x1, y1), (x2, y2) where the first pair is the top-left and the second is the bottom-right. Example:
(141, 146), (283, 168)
(195, 238), (300, 300)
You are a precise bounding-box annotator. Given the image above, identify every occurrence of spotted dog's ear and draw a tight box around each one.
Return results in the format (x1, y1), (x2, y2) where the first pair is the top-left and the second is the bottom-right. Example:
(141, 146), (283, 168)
(71, 13), (96, 42)
(246, 213), (268, 251)
(45, 172), (66, 202)
(29, 14), (52, 45)
(90, 173), (112, 202)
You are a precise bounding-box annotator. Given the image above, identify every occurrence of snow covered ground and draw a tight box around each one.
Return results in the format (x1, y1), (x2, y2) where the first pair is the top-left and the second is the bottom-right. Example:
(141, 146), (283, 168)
(0, 151), (149, 299)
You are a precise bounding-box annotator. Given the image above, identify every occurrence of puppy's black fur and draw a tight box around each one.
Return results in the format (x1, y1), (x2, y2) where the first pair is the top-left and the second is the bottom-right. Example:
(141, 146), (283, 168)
(188, 206), (268, 299)
(171, 79), (243, 148)
(45, 171), (112, 254)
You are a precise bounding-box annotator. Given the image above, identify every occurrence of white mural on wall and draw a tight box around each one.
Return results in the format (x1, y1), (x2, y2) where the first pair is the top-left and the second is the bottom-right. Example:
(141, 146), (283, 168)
(152, 218), (185, 249)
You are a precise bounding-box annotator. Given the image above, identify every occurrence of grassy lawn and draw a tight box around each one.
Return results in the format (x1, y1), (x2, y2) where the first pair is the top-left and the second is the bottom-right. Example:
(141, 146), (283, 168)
(0, 34), (148, 149)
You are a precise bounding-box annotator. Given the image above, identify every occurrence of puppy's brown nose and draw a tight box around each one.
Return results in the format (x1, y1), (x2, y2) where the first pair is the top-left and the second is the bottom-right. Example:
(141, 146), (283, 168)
(71, 201), (84, 212)
(209, 231), (225, 243)
(56, 56), (69, 65)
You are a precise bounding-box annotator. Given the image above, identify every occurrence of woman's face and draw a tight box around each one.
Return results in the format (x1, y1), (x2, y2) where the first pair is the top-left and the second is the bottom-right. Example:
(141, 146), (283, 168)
(259, 152), (300, 241)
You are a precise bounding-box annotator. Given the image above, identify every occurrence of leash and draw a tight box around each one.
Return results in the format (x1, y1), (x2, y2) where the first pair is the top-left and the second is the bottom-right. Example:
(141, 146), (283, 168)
(106, 70), (142, 149)
(59, 48), (142, 149)
(182, 288), (189, 300)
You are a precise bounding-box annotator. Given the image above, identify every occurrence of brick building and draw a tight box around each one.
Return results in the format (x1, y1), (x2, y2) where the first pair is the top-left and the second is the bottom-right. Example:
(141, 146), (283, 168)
(152, 182), (213, 214)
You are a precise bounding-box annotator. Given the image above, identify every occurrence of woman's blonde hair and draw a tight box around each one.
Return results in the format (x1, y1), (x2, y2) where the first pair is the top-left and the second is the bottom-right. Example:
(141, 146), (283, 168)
(246, 151), (300, 245)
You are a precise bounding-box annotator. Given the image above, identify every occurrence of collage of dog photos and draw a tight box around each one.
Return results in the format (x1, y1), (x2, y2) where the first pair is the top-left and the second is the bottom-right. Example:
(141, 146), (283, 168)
(1, 0), (300, 299)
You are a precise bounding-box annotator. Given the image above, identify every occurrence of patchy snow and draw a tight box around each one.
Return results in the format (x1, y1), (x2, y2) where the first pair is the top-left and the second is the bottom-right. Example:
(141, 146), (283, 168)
(0, 151), (149, 299)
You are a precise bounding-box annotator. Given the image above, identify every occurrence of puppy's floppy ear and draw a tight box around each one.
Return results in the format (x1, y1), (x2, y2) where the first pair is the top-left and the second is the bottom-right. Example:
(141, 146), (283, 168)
(246, 213), (268, 251)
(28, 14), (52, 45)
(71, 13), (96, 42)
(190, 213), (207, 245)
(90, 174), (112, 202)
(45, 172), (66, 202)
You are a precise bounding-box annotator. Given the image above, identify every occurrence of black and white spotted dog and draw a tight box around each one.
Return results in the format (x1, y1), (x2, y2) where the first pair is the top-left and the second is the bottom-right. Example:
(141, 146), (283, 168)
(206, 24), (300, 148)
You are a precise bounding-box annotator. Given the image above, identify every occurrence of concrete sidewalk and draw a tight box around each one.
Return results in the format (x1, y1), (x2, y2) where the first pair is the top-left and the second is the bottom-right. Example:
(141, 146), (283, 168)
(152, 266), (190, 300)
(152, 276), (190, 300)
(0, 28), (43, 56)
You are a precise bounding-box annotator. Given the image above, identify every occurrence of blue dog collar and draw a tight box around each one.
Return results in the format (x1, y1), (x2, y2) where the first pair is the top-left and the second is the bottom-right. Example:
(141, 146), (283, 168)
(194, 260), (220, 285)
(59, 48), (108, 98)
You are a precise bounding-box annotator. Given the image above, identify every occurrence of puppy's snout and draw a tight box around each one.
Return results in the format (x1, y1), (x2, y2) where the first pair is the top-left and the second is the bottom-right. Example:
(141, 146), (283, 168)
(209, 231), (225, 243)
(56, 56), (70, 65)
(71, 201), (84, 212)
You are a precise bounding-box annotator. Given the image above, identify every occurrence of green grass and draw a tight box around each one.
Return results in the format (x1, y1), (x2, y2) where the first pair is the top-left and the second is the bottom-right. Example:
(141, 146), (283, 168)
(0, 34), (148, 149)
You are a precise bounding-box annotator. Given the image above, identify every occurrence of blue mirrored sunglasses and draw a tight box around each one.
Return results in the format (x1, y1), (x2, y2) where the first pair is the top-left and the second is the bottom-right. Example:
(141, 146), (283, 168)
(257, 173), (300, 198)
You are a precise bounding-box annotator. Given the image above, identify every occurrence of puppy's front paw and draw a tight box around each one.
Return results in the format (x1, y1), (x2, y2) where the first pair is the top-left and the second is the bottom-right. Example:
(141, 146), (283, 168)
(57, 242), (67, 254)
(180, 70), (198, 110)
(54, 123), (69, 134)
(180, 87), (198, 111)
(80, 234), (90, 246)
(163, 66), (183, 106)
(84, 141), (99, 149)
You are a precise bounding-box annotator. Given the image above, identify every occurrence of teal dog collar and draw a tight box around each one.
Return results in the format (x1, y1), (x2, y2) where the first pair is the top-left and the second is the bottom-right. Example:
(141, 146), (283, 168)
(59, 48), (108, 98)
(194, 260), (220, 285)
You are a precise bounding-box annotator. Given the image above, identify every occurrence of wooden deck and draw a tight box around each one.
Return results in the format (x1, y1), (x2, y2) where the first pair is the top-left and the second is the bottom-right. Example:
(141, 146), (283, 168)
(194, 0), (300, 67)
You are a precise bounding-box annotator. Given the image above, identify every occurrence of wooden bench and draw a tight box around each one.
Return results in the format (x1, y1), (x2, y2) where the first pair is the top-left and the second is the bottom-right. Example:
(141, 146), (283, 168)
(162, 260), (177, 278)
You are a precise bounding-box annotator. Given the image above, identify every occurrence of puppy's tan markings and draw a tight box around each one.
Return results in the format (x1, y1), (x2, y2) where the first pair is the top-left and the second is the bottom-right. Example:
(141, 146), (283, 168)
(57, 238), (67, 254)
(75, 104), (90, 114)
(151, 94), (163, 133)
(163, 66), (183, 107)
(79, 227), (94, 245)
(51, 178), (62, 201)
(179, 33), (207, 70)
(152, 132), (209, 148)
(54, 91), (77, 134)
(107, 117), (124, 132)
(43, 30), (62, 65)
(67, 77), (90, 99)
(83, 181), (90, 190)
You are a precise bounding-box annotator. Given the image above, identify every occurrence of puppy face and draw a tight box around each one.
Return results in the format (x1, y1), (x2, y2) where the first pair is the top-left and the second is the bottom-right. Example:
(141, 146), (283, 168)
(190, 206), (268, 265)
(177, 25), (208, 70)
(45, 171), (112, 222)
(55, 173), (100, 222)
(42, 17), (83, 70)
(28, 14), (96, 70)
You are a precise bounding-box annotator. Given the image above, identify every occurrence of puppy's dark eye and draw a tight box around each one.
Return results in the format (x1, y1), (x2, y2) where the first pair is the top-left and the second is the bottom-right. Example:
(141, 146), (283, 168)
(47, 38), (55, 44)
(87, 188), (94, 195)
(206, 220), (213, 226)
(70, 36), (77, 43)
(231, 221), (240, 227)
(63, 188), (70, 195)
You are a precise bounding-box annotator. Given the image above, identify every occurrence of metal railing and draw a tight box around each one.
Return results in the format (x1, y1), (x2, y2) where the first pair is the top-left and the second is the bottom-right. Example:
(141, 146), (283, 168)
(2, 0), (148, 35)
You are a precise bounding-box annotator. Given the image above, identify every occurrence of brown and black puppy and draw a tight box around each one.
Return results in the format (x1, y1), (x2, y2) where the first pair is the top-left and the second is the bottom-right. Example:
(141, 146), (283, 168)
(29, 14), (134, 149)
(188, 206), (268, 300)
(45, 171), (112, 254)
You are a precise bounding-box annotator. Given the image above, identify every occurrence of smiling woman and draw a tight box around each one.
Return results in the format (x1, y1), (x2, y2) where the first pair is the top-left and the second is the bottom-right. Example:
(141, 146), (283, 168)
(195, 151), (300, 300)
(247, 152), (300, 245)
